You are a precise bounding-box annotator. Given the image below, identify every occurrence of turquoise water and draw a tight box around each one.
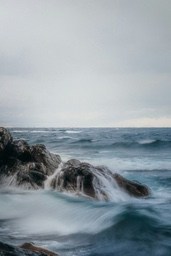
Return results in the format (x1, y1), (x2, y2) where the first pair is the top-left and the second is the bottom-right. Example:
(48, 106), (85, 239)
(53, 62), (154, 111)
(0, 128), (171, 255)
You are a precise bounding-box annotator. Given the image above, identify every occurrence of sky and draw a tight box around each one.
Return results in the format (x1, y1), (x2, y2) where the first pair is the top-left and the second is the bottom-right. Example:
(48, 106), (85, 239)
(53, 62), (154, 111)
(0, 0), (170, 127)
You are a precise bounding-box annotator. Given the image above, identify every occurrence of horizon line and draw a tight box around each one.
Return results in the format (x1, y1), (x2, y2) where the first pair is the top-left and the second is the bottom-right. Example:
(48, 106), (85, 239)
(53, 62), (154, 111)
(4, 126), (171, 129)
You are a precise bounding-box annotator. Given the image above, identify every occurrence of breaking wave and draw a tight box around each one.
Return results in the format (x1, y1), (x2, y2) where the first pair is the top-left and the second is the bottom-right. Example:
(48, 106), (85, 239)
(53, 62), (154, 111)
(111, 139), (171, 149)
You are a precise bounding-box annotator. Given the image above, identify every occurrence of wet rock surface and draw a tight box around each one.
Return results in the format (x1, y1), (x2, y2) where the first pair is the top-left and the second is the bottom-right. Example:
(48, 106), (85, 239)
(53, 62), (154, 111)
(0, 127), (13, 162)
(0, 128), (61, 189)
(50, 160), (150, 200)
(0, 127), (150, 198)
(51, 159), (96, 198)
(113, 173), (150, 197)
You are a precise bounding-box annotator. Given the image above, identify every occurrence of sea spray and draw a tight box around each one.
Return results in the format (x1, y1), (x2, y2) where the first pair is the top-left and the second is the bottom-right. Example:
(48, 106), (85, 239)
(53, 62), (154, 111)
(44, 163), (64, 190)
(92, 167), (130, 201)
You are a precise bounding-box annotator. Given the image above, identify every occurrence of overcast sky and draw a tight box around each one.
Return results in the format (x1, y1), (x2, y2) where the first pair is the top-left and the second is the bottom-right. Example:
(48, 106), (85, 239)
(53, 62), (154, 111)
(0, 0), (170, 127)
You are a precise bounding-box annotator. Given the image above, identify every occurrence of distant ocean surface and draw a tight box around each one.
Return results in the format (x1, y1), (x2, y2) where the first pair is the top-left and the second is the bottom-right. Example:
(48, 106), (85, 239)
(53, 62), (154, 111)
(0, 128), (171, 255)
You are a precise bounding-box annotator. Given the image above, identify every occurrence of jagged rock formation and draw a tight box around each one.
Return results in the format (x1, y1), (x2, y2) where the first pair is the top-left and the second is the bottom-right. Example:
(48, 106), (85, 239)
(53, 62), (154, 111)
(51, 159), (97, 198)
(0, 127), (61, 189)
(0, 127), (150, 198)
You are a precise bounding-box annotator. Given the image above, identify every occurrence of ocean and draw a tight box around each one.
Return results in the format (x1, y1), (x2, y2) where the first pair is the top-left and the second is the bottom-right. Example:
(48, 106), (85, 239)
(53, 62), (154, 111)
(0, 128), (171, 256)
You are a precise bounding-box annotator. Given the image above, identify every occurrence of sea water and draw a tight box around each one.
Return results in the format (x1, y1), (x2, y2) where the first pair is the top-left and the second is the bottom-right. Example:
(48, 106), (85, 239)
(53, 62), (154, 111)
(0, 128), (171, 255)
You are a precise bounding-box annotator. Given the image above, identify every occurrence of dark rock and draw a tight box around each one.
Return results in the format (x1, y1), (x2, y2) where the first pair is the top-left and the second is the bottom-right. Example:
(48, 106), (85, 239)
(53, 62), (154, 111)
(0, 127), (13, 162)
(0, 160), (47, 189)
(113, 173), (150, 197)
(16, 166), (47, 189)
(50, 159), (150, 200)
(31, 144), (61, 175)
(20, 243), (58, 256)
(0, 128), (61, 189)
(7, 140), (32, 162)
(0, 127), (150, 199)
(51, 160), (96, 198)
(0, 241), (45, 256)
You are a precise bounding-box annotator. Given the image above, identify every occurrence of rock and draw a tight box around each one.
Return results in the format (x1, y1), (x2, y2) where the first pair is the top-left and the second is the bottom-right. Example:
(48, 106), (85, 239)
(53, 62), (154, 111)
(31, 144), (61, 175)
(0, 127), (13, 162)
(20, 243), (59, 256)
(0, 128), (61, 189)
(0, 160), (47, 189)
(51, 160), (96, 198)
(50, 160), (150, 199)
(0, 241), (45, 256)
(113, 173), (150, 197)
(7, 140), (32, 162)
(15, 164), (47, 189)
(0, 127), (150, 199)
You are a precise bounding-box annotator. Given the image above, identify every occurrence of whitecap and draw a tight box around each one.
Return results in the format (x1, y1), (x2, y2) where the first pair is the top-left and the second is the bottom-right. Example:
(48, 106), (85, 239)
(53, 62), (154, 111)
(12, 130), (30, 133)
(65, 130), (82, 134)
(58, 136), (73, 140)
(138, 139), (156, 145)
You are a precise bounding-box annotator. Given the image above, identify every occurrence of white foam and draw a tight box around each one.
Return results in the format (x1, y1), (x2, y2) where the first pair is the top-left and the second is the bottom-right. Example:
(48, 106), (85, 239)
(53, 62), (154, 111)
(92, 168), (130, 202)
(12, 130), (30, 133)
(138, 139), (156, 145)
(0, 190), (118, 236)
(58, 136), (73, 139)
(65, 130), (82, 134)
(44, 163), (64, 189)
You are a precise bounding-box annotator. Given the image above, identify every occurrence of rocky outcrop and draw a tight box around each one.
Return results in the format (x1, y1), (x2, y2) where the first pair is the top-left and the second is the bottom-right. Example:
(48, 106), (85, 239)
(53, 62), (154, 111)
(50, 159), (150, 199)
(0, 241), (58, 256)
(113, 173), (149, 197)
(0, 127), (13, 162)
(51, 159), (96, 198)
(31, 144), (61, 175)
(0, 128), (61, 189)
(0, 127), (150, 198)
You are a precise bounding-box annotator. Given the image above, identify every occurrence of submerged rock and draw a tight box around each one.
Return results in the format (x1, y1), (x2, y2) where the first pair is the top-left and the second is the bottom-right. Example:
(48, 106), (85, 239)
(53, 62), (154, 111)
(0, 127), (150, 199)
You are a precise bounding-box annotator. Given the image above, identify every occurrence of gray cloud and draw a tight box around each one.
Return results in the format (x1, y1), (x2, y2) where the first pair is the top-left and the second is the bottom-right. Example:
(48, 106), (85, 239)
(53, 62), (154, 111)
(0, 0), (170, 127)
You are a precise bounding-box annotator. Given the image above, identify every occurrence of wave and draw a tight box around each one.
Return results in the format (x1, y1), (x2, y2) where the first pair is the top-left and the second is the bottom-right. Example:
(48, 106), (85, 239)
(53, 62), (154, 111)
(58, 129), (67, 132)
(12, 130), (30, 133)
(93, 204), (171, 255)
(0, 190), (115, 237)
(12, 130), (53, 133)
(137, 139), (156, 144)
(58, 136), (73, 140)
(57, 137), (171, 150)
(138, 139), (171, 146)
(71, 138), (93, 144)
(65, 130), (82, 134)
(111, 139), (171, 149)
(1, 189), (170, 256)
(35, 205), (171, 256)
